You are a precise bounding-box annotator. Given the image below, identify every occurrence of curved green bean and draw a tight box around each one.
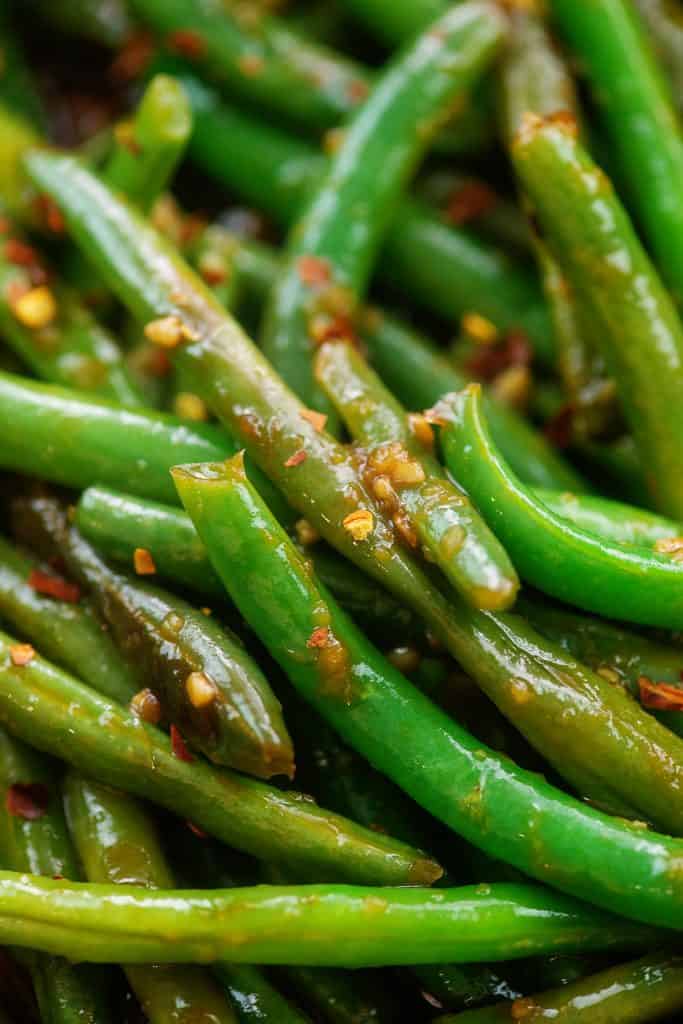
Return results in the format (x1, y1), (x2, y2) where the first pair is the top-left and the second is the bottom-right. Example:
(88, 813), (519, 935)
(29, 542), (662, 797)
(0, 629), (437, 885)
(104, 74), (192, 212)
(535, 489), (682, 546)
(261, 2), (505, 418)
(439, 951), (683, 1023)
(315, 339), (519, 610)
(512, 107), (683, 518)
(64, 772), (237, 1023)
(0, 874), (661, 965)
(174, 456), (683, 928)
(0, 370), (288, 518)
(0, 532), (136, 705)
(441, 384), (683, 630)
(550, 0), (683, 305)
(0, 730), (119, 1024)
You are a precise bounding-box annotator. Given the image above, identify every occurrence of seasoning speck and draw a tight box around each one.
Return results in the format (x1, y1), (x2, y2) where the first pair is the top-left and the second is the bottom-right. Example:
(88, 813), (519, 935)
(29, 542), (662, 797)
(134, 548), (156, 575)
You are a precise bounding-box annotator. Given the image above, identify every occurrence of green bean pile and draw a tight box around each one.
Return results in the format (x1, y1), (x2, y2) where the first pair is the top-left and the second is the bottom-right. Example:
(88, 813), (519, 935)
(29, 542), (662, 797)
(1, 0), (683, 1020)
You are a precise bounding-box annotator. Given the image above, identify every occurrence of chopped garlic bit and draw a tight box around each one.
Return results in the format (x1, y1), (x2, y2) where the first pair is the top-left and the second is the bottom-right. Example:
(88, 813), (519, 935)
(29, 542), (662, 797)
(185, 671), (218, 708)
(342, 508), (374, 541)
(462, 311), (498, 345)
(130, 688), (162, 724)
(9, 643), (35, 666)
(654, 536), (683, 562)
(11, 285), (57, 329)
(144, 314), (198, 348)
(174, 392), (208, 421)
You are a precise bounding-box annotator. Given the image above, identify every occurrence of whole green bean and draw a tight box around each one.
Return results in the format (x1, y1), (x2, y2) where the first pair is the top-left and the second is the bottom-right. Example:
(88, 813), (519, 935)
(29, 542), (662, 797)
(73, 487), (422, 640)
(261, 2), (505, 417)
(550, 0), (683, 305)
(30, 496), (293, 779)
(635, 0), (683, 115)
(534, 489), (683, 546)
(0, 370), (288, 517)
(0, 629), (437, 884)
(169, 69), (555, 362)
(342, 0), (444, 47)
(64, 772), (237, 1023)
(512, 113), (683, 518)
(0, 730), (119, 1024)
(34, 152), (682, 848)
(0, 873), (661, 965)
(217, 964), (310, 1023)
(174, 456), (683, 928)
(315, 340), (519, 610)
(439, 951), (683, 1023)
(0, 532), (136, 706)
(103, 74), (192, 212)
(442, 385), (683, 632)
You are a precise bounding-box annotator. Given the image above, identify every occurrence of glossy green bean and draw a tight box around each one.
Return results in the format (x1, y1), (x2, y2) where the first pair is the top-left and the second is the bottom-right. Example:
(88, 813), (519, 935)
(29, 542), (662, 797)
(635, 0), (683, 114)
(64, 773), (237, 1023)
(342, 0), (444, 46)
(171, 70), (555, 362)
(512, 114), (683, 518)
(30, 496), (293, 778)
(35, 153), (683, 866)
(0, 873), (662, 965)
(315, 340), (519, 610)
(439, 951), (683, 1023)
(261, 2), (505, 418)
(272, 965), (404, 1024)
(0, 532), (136, 706)
(0, 629), (437, 884)
(550, 0), (683, 305)
(173, 456), (683, 928)
(442, 384), (683, 631)
(0, 730), (119, 1024)
(103, 74), (192, 212)
(535, 489), (683, 546)
(216, 964), (310, 1023)
(0, 370), (288, 517)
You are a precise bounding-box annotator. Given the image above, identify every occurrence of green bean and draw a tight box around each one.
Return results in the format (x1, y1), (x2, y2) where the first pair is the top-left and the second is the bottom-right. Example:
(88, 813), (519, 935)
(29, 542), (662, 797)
(217, 964), (310, 1023)
(0, 102), (41, 224)
(442, 384), (683, 634)
(0, 370), (288, 517)
(30, 495), (293, 779)
(173, 456), (683, 928)
(0, 872), (662, 965)
(342, 0), (444, 47)
(315, 340), (519, 610)
(272, 965), (404, 1024)
(0, 629), (436, 884)
(0, 532), (136, 706)
(64, 772), (237, 1023)
(550, 0), (683, 306)
(634, 0), (683, 115)
(32, 0), (133, 48)
(0, 11), (46, 130)
(513, 114), (683, 518)
(0, 730), (120, 1024)
(104, 74), (191, 212)
(36, 152), (683, 871)
(438, 951), (683, 1023)
(168, 68), (555, 362)
(261, 2), (505, 419)
(572, 436), (646, 507)
(534, 489), (683, 546)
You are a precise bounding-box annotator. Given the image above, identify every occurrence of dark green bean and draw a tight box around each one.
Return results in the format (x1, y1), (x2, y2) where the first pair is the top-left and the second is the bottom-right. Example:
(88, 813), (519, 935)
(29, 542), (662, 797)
(635, 0), (683, 114)
(217, 964), (310, 1023)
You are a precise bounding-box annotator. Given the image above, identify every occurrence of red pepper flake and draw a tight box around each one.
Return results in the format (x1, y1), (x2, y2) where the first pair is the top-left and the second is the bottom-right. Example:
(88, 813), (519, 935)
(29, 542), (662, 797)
(284, 449), (307, 468)
(110, 31), (155, 81)
(200, 263), (227, 286)
(638, 677), (683, 711)
(544, 403), (575, 449)
(9, 644), (35, 667)
(307, 626), (330, 649)
(0, 217), (11, 234)
(170, 724), (194, 762)
(347, 79), (369, 103)
(6, 782), (50, 820)
(186, 821), (207, 838)
(444, 181), (498, 226)
(133, 547), (156, 575)
(297, 255), (331, 287)
(4, 239), (39, 267)
(166, 29), (207, 59)
(237, 53), (265, 77)
(301, 408), (327, 432)
(309, 313), (356, 346)
(465, 329), (532, 380)
(34, 196), (65, 235)
(28, 569), (80, 604)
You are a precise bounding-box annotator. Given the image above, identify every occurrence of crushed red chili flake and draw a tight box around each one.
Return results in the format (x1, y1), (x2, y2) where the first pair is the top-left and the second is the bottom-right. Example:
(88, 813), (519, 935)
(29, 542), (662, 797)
(347, 79), (370, 103)
(544, 403), (575, 449)
(0, 217), (11, 234)
(297, 255), (331, 286)
(6, 782), (50, 820)
(186, 821), (207, 838)
(307, 626), (330, 648)
(166, 29), (207, 59)
(284, 449), (307, 468)
(309, 313), (355, 346)
(9, 644), (35, 667)
(4, 239), (39, 267)
(444, 180), (498, 226)
(110, 31), (155, 81)
(465, 329), (532, 380)
(638, 677), (683, 711)
(301, 408), (327, 432)
(170, 724), (195, 762)
(28, 569), (80, 604)
(34, 196), (65, 235)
